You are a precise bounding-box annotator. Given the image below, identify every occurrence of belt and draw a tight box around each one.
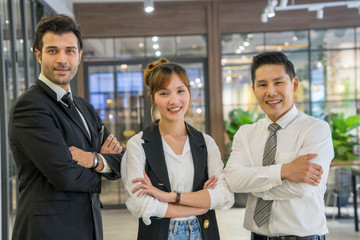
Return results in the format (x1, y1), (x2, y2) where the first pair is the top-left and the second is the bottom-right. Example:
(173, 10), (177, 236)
(251, 232), (326, 240)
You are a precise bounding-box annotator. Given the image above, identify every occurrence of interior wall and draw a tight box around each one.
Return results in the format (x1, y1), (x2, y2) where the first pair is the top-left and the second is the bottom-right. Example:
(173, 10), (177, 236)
(73, 0), (360, 157)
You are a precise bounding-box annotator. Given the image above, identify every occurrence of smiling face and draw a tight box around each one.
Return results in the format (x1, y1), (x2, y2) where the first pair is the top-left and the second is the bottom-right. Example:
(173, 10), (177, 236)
(35, 31), (82, 91)
(252, 64), (298, 122)
(154, 73), (190, 124)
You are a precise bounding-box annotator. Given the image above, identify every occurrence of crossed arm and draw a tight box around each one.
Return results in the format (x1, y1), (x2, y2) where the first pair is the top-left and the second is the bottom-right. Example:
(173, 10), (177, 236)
(69, 134), (122, 171)
(225, 121), (333, 199)
(132, 171), (218, 218)
(121, 133), (234, 224)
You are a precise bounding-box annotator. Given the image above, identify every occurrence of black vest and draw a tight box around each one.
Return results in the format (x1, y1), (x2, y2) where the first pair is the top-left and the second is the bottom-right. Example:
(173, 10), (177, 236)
(137, 122), (220, 240)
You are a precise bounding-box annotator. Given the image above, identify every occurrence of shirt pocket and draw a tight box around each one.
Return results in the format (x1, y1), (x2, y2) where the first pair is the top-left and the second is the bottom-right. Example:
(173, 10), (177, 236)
(277, 151), (297, 164)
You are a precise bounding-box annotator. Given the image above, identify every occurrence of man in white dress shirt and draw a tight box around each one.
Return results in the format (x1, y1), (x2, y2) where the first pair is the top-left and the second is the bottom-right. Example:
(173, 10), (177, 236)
(225, 52), (333, 240)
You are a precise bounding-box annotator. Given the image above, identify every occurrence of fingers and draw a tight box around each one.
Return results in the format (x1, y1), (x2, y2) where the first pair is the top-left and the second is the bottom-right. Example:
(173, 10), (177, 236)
(144, 171), (151, 182)
(203, 176), (218, 189)
(300, 153), (318, 161)
(101, 134), (122, 154)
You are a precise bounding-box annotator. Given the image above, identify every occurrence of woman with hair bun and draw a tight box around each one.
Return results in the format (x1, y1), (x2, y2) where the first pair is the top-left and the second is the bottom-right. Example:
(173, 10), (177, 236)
(121, 58), (234, 240)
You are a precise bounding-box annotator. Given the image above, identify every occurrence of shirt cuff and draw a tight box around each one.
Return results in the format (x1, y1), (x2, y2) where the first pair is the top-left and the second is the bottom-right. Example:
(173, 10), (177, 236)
(270, 163), (283, 185)
(98, 154), (111, 173)
(154, 201), (168, 218)
(207, 189), (217, 210)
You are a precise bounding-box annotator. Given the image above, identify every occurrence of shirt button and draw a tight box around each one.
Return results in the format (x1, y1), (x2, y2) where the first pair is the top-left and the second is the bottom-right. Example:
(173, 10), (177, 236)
(91, 200), (95, 205)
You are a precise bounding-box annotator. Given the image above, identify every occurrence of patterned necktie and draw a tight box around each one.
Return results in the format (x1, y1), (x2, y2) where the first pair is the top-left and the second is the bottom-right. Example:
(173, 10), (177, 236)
(253, 122), (281, 227)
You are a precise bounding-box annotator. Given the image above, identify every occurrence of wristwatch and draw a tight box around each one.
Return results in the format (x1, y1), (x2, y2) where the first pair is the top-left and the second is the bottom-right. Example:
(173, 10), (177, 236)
(92, 152), (100, 169)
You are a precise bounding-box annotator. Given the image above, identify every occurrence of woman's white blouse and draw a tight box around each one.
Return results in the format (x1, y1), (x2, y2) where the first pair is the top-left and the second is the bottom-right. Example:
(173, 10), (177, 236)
(121, 132), (234, 225)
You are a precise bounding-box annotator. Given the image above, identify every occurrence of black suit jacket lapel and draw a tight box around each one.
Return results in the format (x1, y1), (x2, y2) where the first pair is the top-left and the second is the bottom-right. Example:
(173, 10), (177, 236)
(73, 98), (94, 145)
(142, 123), (172, 192)
(36, 80), (92, 145)
(187, 124), (208, 191)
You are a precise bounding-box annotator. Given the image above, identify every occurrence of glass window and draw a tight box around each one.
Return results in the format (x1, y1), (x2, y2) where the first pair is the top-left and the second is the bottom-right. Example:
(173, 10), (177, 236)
(83, 38), (114, 58)
(115, 37), (145, 58)
(222, 53), (256, 121)
(26, 0), (36, 85)
(177, 35), (207, 56)
(222, 32), (264, 55)
(16, 0), (25, 96)
(89, 65), (115, 120)
(265, 30), (308, 51)
(145, 36), (175, 57)
(310, 28), (355, 50)
(285, 51), (310, 104)
(183, 62), (206, 132)
(311, 50), (356, 102)
(312, 100), (357, 119)
(357, 49), (360, 99)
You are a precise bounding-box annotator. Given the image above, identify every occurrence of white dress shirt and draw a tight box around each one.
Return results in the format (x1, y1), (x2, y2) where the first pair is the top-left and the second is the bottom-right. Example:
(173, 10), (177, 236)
(121, 131), (234, 225)
(38, 74), (111, 173)
(224, 105), (334, 236)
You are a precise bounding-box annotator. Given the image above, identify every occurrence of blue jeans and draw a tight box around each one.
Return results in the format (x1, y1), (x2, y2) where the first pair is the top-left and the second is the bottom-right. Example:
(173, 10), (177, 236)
(168, 219), (203, 240)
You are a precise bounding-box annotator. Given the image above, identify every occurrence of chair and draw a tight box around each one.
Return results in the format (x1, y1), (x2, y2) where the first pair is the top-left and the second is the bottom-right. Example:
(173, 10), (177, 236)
(351, 167), (360, 232)
(325, 166), (352, 219)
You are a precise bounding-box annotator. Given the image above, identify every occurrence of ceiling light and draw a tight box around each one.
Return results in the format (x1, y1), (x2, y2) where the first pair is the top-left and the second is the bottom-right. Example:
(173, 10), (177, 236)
(316, 9), (324, 19)
(261, 12), (268, 23)
(266, 5), (276, 18)
(144, 0), (154, 13)
(262, 1), (360, 23)
(279, 0), (288, 8)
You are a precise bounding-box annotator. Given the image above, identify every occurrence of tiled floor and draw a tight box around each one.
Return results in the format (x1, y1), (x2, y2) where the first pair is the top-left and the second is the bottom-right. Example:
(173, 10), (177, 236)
(102, 207), (360, 240)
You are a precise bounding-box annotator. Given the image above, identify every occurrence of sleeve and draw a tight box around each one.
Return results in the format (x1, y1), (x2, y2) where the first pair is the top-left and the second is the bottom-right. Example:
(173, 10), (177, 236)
(203, 134), (235, 210)
(121, 134), (168, 225)
(252, 121), (334, 200)
(224, 125), (283, 194)
(97, 154), (111, 173)
(9, 97), (101, 192)
(91, 105), (122, 180)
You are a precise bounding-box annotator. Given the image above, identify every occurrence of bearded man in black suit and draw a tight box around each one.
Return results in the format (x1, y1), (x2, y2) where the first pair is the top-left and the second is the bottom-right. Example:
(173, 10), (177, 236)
(8, 14), (123, 240)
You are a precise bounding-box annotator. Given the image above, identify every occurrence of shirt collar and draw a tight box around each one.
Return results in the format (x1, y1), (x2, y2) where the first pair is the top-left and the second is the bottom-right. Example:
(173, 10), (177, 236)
(265, 104), (298, 129)
(38, 74), (72, 101)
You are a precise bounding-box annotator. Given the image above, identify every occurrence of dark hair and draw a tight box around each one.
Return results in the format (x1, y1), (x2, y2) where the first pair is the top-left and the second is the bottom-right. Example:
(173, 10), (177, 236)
(32, 14), (83, 52)
(143, 57), (192, 121)
(250, 52), (296, 84)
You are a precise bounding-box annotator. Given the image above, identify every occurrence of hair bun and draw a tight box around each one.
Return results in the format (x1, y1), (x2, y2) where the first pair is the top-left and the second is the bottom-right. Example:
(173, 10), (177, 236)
(143, 57), (169, 88)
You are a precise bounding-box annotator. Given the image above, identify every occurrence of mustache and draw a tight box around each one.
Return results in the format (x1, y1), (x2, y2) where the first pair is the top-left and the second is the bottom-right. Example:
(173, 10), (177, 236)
(53, 64), (71, 70)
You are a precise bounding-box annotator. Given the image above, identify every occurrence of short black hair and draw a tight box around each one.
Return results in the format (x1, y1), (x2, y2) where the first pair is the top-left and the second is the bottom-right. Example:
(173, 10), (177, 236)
(250, 52), (296, 84)
(33, 14), (82, 52)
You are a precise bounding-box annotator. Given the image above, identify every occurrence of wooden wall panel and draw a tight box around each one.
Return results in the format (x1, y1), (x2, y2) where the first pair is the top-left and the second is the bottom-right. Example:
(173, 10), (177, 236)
(74, 2), (208, 38)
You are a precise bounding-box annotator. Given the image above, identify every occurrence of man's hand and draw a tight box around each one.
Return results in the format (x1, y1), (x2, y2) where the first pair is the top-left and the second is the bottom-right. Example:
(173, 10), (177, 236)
(203, 176), (218, 189)
(69, 146), (93, 168)
(100, 134), (122, 154)
(281, 154), (323, 186)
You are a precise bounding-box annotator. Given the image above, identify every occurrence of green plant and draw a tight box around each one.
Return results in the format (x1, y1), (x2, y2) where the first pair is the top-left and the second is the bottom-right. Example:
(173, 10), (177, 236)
(329, 113), (360, 161)
(225, 108), (263, 142)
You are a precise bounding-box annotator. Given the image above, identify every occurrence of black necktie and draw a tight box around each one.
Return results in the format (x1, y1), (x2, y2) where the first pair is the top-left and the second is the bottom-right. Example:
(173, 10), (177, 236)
(61, 93), (87, 133)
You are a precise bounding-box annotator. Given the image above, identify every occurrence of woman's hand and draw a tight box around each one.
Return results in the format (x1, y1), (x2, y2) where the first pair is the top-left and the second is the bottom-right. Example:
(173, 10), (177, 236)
(131, 171), (175, 203)
(203, 176), (218, 189)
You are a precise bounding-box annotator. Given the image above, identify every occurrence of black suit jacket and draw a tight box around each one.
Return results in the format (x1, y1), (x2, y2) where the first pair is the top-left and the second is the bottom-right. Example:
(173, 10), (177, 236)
(137, 122), (220, 240)
(8, 80), (122, 240)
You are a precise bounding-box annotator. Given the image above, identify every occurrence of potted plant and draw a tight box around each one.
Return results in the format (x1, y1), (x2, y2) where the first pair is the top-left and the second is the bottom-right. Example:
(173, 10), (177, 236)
(224, 108), (263, 207)
(326, 112), (360, 209)
(329, 113), (360, 162)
